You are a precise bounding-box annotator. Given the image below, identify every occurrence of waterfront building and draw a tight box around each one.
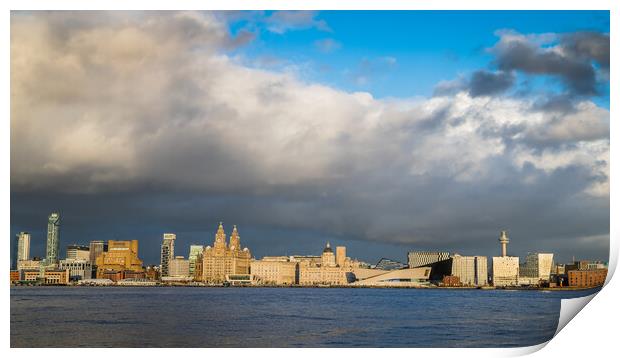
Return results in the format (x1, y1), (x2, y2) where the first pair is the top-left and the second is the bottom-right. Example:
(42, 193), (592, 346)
(59, 259), (92, 280)
(568, 269), (607, 287)
(66, 245), (90, 261)
(17, 259), (42, 271)
(201, 223), (251, 283)
(193, 259), (203, 281)
(145, 266), (160, 281)
(16, 232), (31, 268)
(10, 270), (20, 283)
(188, 245), (204, 275)
(168, 256), (190, 277)
(321, 243), (336, 267)
(450, 255), (488, 286)
(336, 246), (346, 267)
(43, 269), (70, 285)
(95, 240), (144, 278)
(492, 257), (519, 286)
(290, 255), (322, 267)
(45, 212), (61, 266)
(351, 267), (431, 287)
(160, 233), (176, 277)
(296, 243), (352, 286)
(519, 253), (554, 284)
(89, 240), (108, 265)
(251, 256), (297, 285)
(22, 270), (41, 282)
(408, 251), (450, 268)
(374, 258), (408, 271)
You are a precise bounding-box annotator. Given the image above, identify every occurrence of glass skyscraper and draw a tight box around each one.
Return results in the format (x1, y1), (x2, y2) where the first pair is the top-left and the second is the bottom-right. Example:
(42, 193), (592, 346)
(45, 212), (61, 266)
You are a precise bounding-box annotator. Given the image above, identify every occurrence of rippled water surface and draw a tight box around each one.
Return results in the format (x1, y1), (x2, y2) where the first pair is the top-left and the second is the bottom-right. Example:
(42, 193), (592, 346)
(10, 286), (600, 347)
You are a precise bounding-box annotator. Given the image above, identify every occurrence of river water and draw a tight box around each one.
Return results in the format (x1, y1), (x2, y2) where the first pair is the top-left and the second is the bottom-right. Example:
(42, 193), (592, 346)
(10, 286), (600, 348)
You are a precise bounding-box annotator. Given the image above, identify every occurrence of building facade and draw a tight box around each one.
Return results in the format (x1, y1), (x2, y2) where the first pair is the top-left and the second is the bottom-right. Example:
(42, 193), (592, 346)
(89, 240), (108, 265)
(519, 253), (554, 283)
(296, 243), (352, 286)
(59, 259), (92, 280)
(17, 259), (42, 272)
(568, 269), (607, 287)
(45, 212), (61, 266)
(95, 240), (144, 278)
(160, 233), (176, 277)
(168, 256), (190, 277)
(451, 255), (488, 286)
(408, 251), (451, 268)
(16, 231), (31, 264)
(492, 256), (519, 286)
(43, 269), (70, 285)
(66, 245), (90, 261)
(251, 257), (297, 285)
(188, 244), (204, 275)
(202, 223), (251, 283)
(374, 258), (408, 271)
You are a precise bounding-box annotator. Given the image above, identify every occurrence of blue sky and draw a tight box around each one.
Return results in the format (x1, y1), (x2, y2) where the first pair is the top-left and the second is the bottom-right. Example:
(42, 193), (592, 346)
(228, 11), (610, 106)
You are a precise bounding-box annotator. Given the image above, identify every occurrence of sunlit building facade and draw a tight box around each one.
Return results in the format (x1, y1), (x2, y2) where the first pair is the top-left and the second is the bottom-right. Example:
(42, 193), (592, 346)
(251, 256), (297, 285)
(201, 223), (251, 283)
(66, 245), (90, 261)
(95, 240), (144, 278)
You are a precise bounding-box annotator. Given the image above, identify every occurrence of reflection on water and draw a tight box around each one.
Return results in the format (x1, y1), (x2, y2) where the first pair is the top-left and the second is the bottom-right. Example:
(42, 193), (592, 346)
(10, 286), (600, 348)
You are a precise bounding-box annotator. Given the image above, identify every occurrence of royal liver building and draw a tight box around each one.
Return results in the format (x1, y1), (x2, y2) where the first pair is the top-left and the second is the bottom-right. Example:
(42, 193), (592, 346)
(200, 223), (251, 283)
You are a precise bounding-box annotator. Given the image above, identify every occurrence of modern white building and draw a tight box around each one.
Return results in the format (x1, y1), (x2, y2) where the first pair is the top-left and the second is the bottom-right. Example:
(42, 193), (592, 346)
(16, 232), (31, 262)
(59, 259), (93, 280)
(492, 256), (519, 286)
(451, 255), (488, 286)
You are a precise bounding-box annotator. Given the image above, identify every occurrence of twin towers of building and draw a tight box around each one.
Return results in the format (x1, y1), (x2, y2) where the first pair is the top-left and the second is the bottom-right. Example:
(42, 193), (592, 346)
(160, 222), (251, 281)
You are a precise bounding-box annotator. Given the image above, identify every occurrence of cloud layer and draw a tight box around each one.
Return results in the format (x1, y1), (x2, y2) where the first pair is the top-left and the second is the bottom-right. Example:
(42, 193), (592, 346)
(11, 12), (609, 262)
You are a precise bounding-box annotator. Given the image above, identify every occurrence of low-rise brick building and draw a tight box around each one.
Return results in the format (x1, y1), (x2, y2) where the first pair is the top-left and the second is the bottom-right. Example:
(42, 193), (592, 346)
(568, 269), (607, 287)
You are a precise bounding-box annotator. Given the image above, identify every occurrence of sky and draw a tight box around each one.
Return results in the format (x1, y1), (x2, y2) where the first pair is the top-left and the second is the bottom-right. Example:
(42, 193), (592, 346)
(10, 11), (610, 266)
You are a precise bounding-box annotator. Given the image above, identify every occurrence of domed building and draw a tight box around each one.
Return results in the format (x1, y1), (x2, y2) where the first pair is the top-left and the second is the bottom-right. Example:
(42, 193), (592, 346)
(201, 223), (251, 283)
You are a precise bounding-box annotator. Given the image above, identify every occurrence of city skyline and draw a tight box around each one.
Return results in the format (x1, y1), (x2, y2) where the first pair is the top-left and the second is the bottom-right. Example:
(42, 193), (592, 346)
(11, 11), (610, 265)
(9, 213), (608, 266)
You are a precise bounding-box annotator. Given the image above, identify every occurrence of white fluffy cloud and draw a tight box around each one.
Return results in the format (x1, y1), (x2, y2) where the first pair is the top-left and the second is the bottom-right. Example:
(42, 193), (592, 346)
(10, 12), (609, 253)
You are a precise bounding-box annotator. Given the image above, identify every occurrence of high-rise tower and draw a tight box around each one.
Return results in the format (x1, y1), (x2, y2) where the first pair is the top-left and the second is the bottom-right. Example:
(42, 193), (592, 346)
(214, 222), (227, 250)
(229, 225), (240, 251)
(160, 233), (176, 277)
(499, 230), (510, 257)
(45, 212), (60, 266)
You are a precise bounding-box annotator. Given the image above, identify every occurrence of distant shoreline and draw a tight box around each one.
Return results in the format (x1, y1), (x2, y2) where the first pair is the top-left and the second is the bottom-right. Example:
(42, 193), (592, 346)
(10, 283), (603, 291)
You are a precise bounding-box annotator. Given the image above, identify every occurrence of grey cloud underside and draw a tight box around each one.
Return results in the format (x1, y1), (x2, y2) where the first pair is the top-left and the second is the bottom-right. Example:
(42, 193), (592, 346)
(468, 70), (515, 97)
(10, 12), (609, 262)
(492, 31), (609, 96)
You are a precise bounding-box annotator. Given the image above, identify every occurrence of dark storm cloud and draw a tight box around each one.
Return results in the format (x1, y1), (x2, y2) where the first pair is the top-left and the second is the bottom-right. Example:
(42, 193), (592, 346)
(10, 12), (610, 264)
(468, 70), (515, 97)
(492, 30), (609, 96)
